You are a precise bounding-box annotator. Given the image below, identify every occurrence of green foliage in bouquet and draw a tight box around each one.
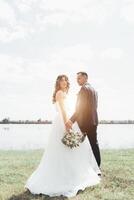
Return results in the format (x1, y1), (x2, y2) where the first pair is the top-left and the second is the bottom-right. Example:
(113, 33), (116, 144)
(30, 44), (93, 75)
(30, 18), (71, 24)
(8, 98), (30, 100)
(61, 129), (86, 149)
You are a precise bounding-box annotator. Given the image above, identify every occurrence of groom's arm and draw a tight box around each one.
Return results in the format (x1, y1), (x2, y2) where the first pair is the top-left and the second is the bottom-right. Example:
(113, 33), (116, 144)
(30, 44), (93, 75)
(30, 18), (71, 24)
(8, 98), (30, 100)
(70, 113), (77, 123)
(70, 87), (87, 123)
(69, 93), (80, 123)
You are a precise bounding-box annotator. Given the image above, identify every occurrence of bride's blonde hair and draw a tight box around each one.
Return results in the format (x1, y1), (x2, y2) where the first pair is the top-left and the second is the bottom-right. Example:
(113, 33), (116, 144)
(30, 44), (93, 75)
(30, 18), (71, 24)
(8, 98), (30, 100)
(52, 75), (70, 103)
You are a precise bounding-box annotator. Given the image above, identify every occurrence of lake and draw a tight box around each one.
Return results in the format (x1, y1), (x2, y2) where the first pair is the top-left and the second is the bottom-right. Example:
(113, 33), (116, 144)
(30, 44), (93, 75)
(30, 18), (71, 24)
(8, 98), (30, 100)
(0, 124), (134, 150)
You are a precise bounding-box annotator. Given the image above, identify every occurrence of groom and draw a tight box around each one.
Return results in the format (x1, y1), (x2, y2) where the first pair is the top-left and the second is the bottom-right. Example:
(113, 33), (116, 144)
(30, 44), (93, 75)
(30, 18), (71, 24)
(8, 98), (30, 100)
(65, 72), (101, 167)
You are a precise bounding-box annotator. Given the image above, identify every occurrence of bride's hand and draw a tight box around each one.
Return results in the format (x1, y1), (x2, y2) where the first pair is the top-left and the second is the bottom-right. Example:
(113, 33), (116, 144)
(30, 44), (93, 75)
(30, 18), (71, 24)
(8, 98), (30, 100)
(65, 120), (73, 131)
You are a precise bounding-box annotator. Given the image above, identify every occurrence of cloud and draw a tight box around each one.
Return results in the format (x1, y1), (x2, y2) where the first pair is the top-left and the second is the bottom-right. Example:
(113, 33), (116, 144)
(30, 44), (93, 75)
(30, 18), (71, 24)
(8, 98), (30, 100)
(49, 44), (94, 66)
(0, 0), (119, 42)
(14, 0), (33, 13)
(0, 1), (133, 120)
(0, 24), (31, 42)
(0, 50), (93, 100)
(120, 2), (134, 23)
(0, 1), (26, 42)
(100, 48), (124, 59)
(0, 1), (39, 42)
(39, 0), (117, 25)
(0, 0), (16, 24)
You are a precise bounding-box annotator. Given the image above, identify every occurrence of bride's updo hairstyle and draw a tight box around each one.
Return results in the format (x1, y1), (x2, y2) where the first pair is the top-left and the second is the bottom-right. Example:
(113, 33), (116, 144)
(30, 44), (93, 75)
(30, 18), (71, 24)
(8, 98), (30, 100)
(52, 74), (70, 103)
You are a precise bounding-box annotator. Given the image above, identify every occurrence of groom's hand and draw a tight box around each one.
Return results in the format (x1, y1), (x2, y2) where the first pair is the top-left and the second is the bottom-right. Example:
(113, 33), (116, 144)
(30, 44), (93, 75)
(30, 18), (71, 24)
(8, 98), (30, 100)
(65, 120), (73, 131)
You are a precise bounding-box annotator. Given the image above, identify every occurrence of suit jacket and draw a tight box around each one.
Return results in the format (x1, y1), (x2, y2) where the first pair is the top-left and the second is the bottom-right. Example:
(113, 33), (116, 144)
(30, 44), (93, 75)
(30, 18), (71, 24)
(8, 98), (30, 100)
(70, 83), (98, 133)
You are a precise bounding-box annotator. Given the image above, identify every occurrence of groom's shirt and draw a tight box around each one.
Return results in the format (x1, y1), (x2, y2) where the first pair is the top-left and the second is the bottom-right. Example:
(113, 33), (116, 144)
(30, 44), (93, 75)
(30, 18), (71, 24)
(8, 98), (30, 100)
(70, 82), (98, 133)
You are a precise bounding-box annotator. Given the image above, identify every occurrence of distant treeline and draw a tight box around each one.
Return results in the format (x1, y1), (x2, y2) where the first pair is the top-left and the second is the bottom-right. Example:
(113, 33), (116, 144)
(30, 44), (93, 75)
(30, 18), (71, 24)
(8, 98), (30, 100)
(0, 118), (134, 124)
(99, 120), (134, 124)
(0, 118), (52, 124)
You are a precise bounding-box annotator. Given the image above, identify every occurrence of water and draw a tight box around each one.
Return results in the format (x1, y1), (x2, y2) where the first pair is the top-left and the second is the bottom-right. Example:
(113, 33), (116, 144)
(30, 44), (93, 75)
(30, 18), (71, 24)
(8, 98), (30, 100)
(0, 124), (134, 150)
(98, 124), (134, 149)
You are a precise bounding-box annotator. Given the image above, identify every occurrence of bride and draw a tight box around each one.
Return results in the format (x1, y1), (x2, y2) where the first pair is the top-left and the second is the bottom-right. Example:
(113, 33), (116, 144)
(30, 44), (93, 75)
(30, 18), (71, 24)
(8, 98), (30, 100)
(24, 74), (101, 198)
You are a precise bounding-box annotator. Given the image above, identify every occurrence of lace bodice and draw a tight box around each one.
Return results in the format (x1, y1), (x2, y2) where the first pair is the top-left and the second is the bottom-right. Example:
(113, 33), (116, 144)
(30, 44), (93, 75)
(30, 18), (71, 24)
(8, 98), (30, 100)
(54, 92), (69, 120)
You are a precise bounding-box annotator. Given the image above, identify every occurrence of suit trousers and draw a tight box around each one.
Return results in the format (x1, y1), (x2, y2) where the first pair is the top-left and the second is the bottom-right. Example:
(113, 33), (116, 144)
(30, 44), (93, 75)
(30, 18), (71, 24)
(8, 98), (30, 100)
(86, 125), (101, 167)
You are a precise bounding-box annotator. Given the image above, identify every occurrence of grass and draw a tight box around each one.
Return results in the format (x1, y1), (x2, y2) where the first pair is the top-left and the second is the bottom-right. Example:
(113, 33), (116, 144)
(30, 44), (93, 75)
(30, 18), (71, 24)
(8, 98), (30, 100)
(0, 149), (134, 200)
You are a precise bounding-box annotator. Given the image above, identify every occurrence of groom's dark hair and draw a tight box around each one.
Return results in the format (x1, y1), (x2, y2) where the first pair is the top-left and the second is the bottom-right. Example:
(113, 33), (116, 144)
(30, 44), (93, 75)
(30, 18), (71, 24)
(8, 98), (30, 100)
(77, 71), (88, 78)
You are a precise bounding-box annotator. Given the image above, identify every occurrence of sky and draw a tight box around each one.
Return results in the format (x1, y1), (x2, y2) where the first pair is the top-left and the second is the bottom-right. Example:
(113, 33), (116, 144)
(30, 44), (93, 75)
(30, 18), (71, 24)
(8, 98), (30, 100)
(0, 0), (134, 121)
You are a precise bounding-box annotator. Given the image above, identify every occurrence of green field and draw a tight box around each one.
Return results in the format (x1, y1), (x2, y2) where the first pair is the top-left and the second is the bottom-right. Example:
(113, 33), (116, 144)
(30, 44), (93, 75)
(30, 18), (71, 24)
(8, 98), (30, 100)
(0, 149), (134, 200)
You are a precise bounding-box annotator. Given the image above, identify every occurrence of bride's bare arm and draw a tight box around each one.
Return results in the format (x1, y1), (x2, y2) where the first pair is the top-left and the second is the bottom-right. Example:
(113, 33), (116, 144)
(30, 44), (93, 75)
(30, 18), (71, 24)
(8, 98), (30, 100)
(56, 91), (68, 125)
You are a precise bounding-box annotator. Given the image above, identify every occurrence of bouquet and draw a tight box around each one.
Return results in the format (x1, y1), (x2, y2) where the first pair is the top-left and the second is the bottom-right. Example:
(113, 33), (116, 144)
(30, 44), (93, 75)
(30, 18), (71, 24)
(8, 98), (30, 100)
(61, 129), (86, 149)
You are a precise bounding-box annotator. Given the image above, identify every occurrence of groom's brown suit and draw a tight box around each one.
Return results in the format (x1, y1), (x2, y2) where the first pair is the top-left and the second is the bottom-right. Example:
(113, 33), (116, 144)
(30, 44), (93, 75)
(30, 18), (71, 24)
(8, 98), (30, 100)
(70, 83), (101, 167)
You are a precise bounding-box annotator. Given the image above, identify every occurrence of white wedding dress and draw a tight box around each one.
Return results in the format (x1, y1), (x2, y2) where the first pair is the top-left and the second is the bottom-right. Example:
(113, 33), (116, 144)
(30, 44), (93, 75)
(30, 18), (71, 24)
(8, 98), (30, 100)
(24, 98), (101, 198)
